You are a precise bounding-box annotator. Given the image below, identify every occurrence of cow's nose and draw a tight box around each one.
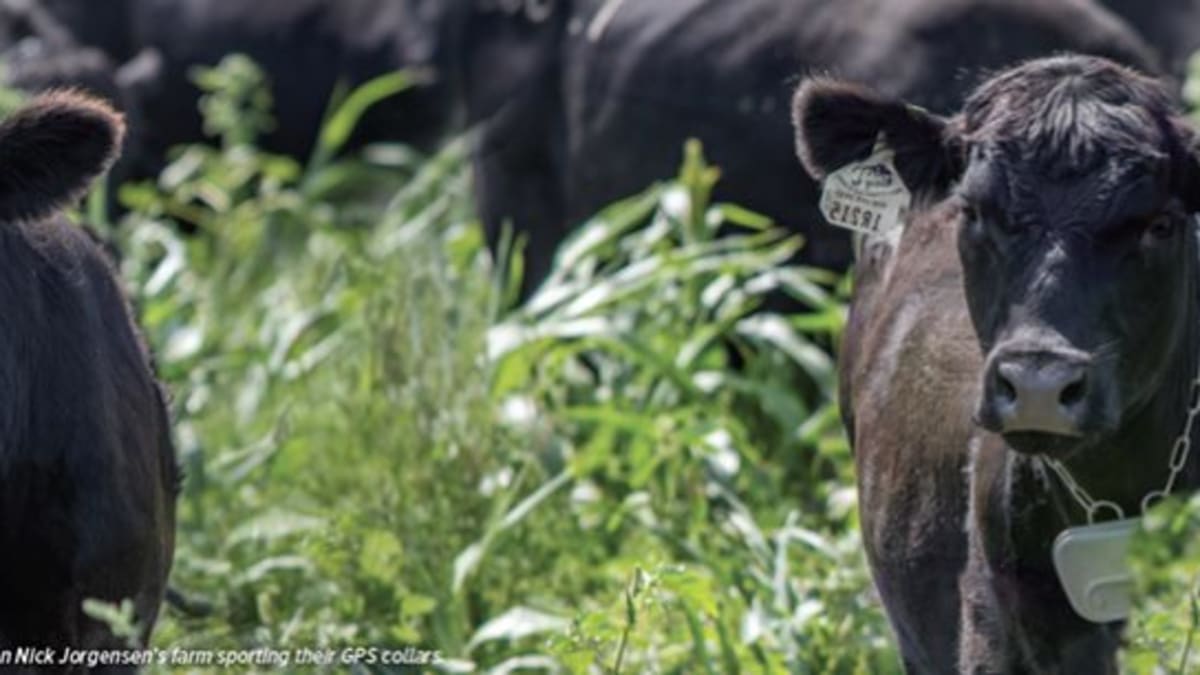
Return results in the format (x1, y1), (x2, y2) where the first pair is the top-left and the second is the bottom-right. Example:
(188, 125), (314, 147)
(983, 351), (1089, 436)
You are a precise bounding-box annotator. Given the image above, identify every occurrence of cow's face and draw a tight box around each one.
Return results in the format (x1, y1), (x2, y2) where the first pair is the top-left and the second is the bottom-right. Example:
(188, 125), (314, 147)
(793, 56), (1200, 459)
(955, 61), (1197, 455)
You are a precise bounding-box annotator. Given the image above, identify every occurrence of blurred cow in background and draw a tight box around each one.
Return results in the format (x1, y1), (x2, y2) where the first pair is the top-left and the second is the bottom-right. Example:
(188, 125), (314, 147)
(1101, 0), (1200, 77)
(0, 0), (1188, 291)
(561, 0), (1160, 278)
(0, 0), (457, 175)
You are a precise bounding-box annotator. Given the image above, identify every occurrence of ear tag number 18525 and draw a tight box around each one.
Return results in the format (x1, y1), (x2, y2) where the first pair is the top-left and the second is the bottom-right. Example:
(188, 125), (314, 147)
(818, 139), (911, 237)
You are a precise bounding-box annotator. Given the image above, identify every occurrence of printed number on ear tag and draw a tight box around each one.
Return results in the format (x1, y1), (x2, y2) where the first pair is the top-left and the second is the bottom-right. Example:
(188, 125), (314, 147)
(1052, 518), (1140, 623)
(818, 142), (911, 237)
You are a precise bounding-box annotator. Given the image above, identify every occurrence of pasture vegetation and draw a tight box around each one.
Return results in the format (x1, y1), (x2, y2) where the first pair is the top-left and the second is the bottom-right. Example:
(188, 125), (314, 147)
(77, 54), (1200, 672)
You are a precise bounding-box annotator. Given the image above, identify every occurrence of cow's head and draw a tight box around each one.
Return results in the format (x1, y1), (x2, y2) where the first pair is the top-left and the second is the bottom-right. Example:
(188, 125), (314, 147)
(794, 56), (1200, 458)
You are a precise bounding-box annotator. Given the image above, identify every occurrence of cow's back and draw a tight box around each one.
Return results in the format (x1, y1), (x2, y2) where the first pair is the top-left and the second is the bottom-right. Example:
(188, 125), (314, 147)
(128, 0), (452, 168)
(563, 0), (1157, 274)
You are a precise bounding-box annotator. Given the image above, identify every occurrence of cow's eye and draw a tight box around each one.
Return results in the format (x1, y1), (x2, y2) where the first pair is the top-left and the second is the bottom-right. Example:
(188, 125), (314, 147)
(993, 213), (1021, 235)
(1144, 213), (1176, 241)
(960, 203), (979, 223)
(958, 202), (986, 241)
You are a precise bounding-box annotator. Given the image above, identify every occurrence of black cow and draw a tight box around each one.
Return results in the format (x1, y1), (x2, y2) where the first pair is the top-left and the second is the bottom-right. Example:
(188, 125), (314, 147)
(794, 55), (1200, 672)
(562, 0), (1156, 275)
(0, 91), (177, 661)
(1, 1), (1165, 291)
(1102, 0), (1200, 79)
(470, 0), (1164, 289)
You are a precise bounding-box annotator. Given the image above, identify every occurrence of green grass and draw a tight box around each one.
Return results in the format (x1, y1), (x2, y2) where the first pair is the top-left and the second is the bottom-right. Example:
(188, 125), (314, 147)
(81, 53), (1200, 672)
(103, 55), (892, 673)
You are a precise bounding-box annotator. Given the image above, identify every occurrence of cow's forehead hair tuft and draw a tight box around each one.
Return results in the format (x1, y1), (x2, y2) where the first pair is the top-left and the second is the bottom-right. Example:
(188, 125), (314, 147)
(960, 56), (1177, 179)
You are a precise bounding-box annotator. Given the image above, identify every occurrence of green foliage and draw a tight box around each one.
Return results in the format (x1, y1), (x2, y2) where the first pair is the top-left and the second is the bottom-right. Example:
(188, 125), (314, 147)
(477, 139), (888, 672)
(192, 55), (276, 149)
(83, 599), (143, 649)
(311, 69), (433, 170)
(109, 55), (897, 672)
(1126, 496), (1200, 673)
(1123, 54), (1200, 673)
(0, 70), (26, 118)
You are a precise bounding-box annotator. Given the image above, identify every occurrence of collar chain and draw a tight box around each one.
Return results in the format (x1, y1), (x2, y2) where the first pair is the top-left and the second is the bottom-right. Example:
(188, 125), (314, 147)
(1042, 373), (1200, 523)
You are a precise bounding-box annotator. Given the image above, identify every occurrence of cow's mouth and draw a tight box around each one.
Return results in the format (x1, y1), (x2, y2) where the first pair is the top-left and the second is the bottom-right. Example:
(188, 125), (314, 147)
(1001, 431), (1084, 459)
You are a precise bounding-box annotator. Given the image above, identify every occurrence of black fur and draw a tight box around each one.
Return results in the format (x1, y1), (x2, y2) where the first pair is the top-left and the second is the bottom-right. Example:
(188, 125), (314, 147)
(0, 90), (124, 223)
(0, 92), (177, 662)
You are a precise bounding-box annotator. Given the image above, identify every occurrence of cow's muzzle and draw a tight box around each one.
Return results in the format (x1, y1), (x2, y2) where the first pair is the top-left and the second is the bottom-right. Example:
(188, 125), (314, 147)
(977, 346), (1098, 439)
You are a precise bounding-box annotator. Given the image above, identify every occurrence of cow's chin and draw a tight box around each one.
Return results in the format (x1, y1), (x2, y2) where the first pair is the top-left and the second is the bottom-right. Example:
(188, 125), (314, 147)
(1001, 431), (1088, 460)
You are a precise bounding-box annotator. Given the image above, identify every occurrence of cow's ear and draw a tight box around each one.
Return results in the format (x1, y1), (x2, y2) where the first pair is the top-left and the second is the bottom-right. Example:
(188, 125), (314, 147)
(793, 78), (962, 200)
(0, 90), (124, 223)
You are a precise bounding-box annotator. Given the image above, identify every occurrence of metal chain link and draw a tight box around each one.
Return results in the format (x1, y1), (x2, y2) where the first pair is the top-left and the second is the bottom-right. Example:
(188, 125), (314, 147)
(1043, 373), (1200, 524)
(1043, 457), (1126, 523)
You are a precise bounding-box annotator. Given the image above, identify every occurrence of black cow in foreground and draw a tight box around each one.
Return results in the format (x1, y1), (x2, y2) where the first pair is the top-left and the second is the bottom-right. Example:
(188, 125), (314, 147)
(0, 1), (1164, 293)
(794, 55), (1200, 672)
(0, 91), (177, 663)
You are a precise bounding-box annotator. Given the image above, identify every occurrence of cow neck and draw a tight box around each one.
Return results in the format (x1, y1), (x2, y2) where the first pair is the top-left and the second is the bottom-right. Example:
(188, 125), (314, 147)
(1044, 260), (1200, 524)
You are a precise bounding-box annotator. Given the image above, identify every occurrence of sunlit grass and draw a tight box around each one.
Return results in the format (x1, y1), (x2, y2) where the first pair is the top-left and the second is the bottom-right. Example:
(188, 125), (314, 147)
(104, 55), (901, 673)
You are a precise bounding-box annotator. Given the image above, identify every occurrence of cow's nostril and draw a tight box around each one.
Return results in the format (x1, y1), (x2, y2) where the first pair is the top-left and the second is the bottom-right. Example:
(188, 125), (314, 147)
(995, 370), (1017, 405)
(1060, 377), (1086, 408)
